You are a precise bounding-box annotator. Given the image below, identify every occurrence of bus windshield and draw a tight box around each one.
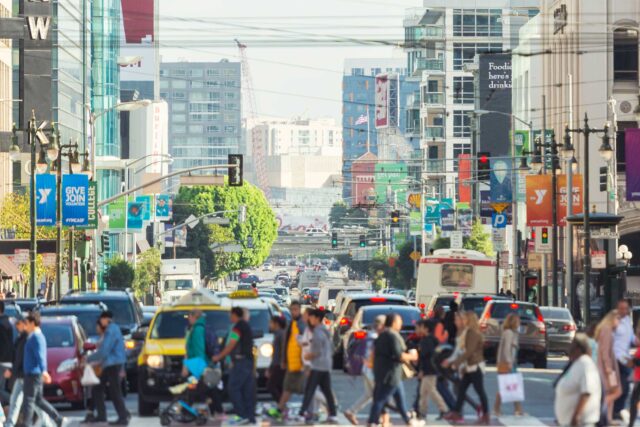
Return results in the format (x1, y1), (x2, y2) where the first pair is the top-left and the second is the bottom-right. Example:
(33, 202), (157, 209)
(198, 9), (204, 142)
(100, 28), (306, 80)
(164, 279), (193, 291)
(441, 264), (473, 288)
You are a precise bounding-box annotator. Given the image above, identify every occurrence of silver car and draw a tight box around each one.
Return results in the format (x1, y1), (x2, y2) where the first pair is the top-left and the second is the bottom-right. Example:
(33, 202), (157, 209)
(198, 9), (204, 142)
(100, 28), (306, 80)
(539, 306), (576, 354)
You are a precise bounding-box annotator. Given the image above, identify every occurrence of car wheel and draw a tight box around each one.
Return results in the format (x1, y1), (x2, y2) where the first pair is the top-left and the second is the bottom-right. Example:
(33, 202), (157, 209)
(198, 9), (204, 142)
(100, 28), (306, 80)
(138, 393), (159, 417)
(533, 352), (548, 369)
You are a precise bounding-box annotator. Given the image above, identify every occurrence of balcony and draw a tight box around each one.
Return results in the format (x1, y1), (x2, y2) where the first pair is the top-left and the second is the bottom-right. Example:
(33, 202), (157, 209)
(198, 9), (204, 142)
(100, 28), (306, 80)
(425, 159), (446, 174)
(422, 93), (445, 106)
(416, 58), (444, 73)
(423, 126), (444, 139)
(419, 26), (444, 40)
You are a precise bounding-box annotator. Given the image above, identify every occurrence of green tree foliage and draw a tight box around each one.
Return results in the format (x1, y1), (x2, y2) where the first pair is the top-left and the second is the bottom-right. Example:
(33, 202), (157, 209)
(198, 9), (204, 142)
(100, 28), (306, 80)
(104, 256), (134, 289)
(133, 248), (161, 299)
(172, 181), (278, 279)
(328, 201), (369, 229)
(463, 220), (494, 257)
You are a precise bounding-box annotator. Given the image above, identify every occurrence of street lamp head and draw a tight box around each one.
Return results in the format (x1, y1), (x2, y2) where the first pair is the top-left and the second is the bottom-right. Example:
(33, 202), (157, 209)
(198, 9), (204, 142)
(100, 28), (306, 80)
(571, 156), (578, 174)
(70, 149), (82, 174)
(619, 244), (629, 253)
(518, 156), (530, 171)
(561, 126), (575, 161)
(35, 148), (48, 174)
(599, 131), (614, 162)
(81, 152), (92, 178)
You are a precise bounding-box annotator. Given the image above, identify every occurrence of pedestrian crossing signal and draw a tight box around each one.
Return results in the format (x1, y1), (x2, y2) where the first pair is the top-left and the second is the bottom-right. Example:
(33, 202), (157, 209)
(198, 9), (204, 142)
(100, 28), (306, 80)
(359, 235), (366, 247)
(228, 154), (243, 187)
(331, 232), (338, 248)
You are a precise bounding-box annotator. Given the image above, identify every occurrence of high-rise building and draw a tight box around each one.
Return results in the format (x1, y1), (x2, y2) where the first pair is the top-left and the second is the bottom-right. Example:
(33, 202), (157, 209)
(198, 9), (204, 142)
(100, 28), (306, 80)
(342, 58), (419, 202)
(0, 0), (11, 203)
(403, 0), (538, 200)
(160, 60), (241, 191)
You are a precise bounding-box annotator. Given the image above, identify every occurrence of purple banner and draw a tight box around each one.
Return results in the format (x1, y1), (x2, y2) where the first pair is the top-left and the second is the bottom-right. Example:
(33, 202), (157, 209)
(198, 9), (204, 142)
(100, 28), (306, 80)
(626, 129), (640, 200)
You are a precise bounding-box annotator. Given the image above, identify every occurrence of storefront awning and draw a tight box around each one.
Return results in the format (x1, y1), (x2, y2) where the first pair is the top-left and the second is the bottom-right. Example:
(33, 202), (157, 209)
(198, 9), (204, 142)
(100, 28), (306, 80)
(0, 256), (21, 281)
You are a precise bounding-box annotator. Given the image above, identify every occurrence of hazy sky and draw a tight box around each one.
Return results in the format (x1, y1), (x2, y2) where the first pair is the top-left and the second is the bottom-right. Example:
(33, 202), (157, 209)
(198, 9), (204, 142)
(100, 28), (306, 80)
(159, 0), (419, 120)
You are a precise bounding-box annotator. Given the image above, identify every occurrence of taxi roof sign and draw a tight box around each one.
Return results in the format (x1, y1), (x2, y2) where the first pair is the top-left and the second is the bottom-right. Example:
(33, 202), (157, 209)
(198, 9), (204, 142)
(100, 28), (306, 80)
(174, 288), (221, 306)
(228, 290), (258, 299)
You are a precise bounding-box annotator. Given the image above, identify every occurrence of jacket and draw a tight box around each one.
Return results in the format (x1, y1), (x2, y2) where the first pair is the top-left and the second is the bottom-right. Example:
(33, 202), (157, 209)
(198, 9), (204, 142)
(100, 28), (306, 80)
(0, 314), (14, 363)
(23, 329), (47, 375)
(185, 316), (207, 361)
(309, 325), (332, 372)
(453, 327), (484, 368)
(12, 332), (27, 379)
(418, 335), (438, 375)
(87, 322), (126, 368)
(282, 316), (306, 367)
(496, 329), (518, 366)
(597, 324), (621, 391)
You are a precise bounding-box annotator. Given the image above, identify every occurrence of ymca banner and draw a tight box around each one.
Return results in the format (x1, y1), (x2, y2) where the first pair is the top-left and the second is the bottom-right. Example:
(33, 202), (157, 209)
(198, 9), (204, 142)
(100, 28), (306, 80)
(526, 175), (553, 226)
(626, 129), (640, 200)
(36, 174), (56, 226)
(556, 174), (583, 226)
(62, 174), (89, 227)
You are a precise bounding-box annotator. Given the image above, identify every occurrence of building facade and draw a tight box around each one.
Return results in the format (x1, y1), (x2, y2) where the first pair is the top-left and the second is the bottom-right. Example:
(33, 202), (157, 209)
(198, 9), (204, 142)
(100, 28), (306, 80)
(160, 60), (241, 191)
(254, 118), (341, 157)
(0, 0), (11, 202)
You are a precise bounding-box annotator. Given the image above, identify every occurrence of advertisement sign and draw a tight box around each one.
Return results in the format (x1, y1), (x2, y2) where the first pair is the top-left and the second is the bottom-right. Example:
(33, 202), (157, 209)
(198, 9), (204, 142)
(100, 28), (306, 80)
(119, 0), (156, 84)
(457, 209), (473, 237)
(155, 194), (173, 221)
(425, 198), (441, 225)
(513, 130), (530, 156)
(450, 231), (463, 249)
(526, 175), (553, 226)
(407, 193), (422, 209)
(62, 174), (89, 226)
(375, 163), (408, 205)
(108, 198), (126, 230)
(35, 174), (56, 226)
(13, 250), (29, 266)
(374, 75), (389, 128)
(556, 174), (583, 226)
(478, 53), (512, 156)
(458, 154), (472, 204)
(592, 251), (606, 269)
(626, 129), (640, 200)
(77, 181), (98, 230)
(136, 195), (153, 221)
(409, 211), (422, 236)
(174, 226), (187, 247)
(441, 209), (455, 237)
(127, 202), (144, 230)
(490, 159), (512, 203)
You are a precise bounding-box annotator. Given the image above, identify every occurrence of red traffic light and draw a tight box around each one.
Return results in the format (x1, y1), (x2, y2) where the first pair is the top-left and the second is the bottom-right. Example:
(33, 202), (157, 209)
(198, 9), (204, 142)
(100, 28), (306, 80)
(479, 154), (489, 163)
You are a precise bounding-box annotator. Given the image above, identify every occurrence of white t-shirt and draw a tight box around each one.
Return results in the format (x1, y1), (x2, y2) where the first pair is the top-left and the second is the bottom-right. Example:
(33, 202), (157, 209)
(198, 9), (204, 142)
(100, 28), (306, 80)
(299, 326), (314, 368)
(554, 355), (602, 427)
(613, 314), (634, 363)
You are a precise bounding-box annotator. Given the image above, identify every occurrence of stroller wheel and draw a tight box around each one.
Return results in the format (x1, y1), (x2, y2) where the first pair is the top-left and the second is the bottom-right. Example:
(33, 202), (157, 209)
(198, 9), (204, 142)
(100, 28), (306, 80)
(196, 415), (208, 426)
(160, 413), (172, 426)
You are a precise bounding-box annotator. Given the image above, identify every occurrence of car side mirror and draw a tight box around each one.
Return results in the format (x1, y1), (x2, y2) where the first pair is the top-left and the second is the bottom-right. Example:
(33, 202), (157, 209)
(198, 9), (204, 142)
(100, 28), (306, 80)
(83, 342), (97, 352)
(141, 317), (152, 328)
(131, 330), (147, 341)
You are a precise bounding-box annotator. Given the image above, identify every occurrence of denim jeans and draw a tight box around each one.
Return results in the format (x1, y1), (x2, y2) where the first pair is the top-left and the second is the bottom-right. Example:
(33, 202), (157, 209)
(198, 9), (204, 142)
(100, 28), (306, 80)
(4, 379), (50, 427)
(437, 376), (457, 409)
(299, 370), (337, 418)
(228, 359), (255, 422)
(92, 365), (129, 421)
(15, 375), (61, 427)
(614, 361), (631, 415)
(453, 369), (489, 415)
(368, 382), (411, 425)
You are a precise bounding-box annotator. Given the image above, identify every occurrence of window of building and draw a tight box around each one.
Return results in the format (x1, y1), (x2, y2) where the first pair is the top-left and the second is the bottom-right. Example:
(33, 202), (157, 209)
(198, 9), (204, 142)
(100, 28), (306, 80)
(173, 125), (186, 133)
(226, 103), (237, 111)
(172, 114), (186, 123)
(190, 81), (203, 88)
(453, 110), (471, 137)
(173, 92), (186, 100)
(614, 28), (639, 82)
(453, 43), (503, 70)
(172, 79), (187, 89)
(207, 69), (220, 77)
(189, 125), (204, 133)
(209, 92), (220, 100)
(452, 143), (472, 167)
(173, 103), (186, 112)
(225, 125), (236, 133)
(171, 69), (186, 76)
(225, 92), (235, 99)
(206, 81), (220, 87)
(453, 77), (474, 104)
(453, 9), (502, 37)
(160, 69), (168, 77)
(160, 80), (169, 89)
(352, 68), (364, 76)
(224, 80), (237, 87)
(189, 69), (203, 78)
(223, 68), (237, 76)
(207, 125), (220, 133)
(160, 92), (168, 99)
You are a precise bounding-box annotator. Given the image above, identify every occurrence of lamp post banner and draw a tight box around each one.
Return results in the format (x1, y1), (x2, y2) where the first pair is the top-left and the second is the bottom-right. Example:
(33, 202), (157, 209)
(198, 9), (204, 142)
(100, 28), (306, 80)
(556, 174), (583, 226)
(35, 174), (56, 226)
(526, 175), (553, 226)
(625, 129), (640, 201)
(490, 159), (513, 203)
(127, 201), (144, 230)
(61, 174), (89, 226)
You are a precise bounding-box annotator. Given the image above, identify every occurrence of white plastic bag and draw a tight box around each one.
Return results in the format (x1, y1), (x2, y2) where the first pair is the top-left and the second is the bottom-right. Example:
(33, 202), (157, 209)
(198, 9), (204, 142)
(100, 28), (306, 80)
(80, 365), (100, 386)
(498, 372), (525, 403)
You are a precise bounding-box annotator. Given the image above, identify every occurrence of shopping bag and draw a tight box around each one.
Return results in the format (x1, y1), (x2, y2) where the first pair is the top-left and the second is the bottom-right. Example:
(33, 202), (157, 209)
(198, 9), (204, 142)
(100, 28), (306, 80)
(80, 365), (100, 386)
(498, 372), (525, 403)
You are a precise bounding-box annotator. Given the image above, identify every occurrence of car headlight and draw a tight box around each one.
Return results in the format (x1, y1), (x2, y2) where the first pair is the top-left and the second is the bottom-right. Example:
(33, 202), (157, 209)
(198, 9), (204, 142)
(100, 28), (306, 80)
(259, 343), (274, 358)
(145, 355), (164, 369)
(125, 339), (136, 350)
(56, 357), (78, 374)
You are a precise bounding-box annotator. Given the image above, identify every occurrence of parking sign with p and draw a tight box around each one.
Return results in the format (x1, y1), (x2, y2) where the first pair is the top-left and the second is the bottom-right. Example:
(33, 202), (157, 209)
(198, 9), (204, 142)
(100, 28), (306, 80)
(492, 212), (507, 229)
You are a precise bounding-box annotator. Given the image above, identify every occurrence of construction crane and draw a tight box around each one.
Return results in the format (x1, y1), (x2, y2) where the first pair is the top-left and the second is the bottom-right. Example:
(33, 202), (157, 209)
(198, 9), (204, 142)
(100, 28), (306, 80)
(235, 39), (270, 198)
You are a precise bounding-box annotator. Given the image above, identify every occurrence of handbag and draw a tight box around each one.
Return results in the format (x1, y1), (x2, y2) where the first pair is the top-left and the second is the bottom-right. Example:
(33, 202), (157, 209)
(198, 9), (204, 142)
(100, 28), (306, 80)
(80, 365), (100, 386)
(498, 372), (525, 403)
(497, 361), (512, 374)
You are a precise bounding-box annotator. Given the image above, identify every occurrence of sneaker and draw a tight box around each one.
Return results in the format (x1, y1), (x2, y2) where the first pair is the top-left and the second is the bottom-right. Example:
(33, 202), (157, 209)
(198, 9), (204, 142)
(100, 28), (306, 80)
(343, 410), (358, 425)
(267, 408), (283, 421)
(326, 416), (339, 424)
(409, 419), (425, 427)
(287, 414), (306, 424)
(228, 417), (252, 425)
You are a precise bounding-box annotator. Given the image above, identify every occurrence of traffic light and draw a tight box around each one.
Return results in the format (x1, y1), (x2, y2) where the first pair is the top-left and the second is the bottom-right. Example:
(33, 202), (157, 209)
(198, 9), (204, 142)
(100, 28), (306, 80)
(541, 227), (549, 244)
(331, 232), (338, 249)
(391, 210), (400, 228)
(228, 154), (243, 187)
(101, 232), (110, 253)
(477, 152), (491, 181)
(599, 166), (608, 192)
(359, 234), (366, 248)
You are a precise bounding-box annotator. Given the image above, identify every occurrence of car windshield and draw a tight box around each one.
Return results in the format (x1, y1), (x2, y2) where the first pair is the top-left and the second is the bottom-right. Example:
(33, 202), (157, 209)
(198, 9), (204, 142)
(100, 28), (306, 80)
(434, 296), (455, 309)
(540, 308), (572, 320)
(272, 288), (288, 296)
(327, 289), (345, 300)
(150, 310), (231, 339)
(42, 311), (101, 337)
(362, 308), (420, 327)
(353, 298), (407, 313)
(64, 299), (135, 326)
(309, 289), (320, 296)
(41, 324), (75, 348)
(461, 298), (495, 316)
(491, 303), (540, 321)
(164, 279), (193, 291)
(246, 308), (270, 335)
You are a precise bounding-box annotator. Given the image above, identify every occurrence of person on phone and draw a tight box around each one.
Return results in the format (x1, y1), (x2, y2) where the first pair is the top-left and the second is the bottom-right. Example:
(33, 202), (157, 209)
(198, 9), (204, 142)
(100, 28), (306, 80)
(15, 312), (65, 427)
(596, 310), (622, 425)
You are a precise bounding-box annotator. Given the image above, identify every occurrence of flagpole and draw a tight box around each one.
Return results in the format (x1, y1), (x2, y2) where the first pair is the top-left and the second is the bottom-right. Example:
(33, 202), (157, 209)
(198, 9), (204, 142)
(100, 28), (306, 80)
(366, 105), (370, 153)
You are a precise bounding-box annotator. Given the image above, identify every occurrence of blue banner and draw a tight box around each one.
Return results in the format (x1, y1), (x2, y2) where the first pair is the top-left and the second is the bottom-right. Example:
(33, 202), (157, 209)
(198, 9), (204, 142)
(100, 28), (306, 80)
(441, 209), (455, 237)
(136, 195), (152, 221)
(62, 174), (89, 226)
(127, 201), (144, 230)
(36, 174), (56, 226)
(155, 194), (173, 221)
(425, 198), (441, 225)
(490, 159), (513, 203)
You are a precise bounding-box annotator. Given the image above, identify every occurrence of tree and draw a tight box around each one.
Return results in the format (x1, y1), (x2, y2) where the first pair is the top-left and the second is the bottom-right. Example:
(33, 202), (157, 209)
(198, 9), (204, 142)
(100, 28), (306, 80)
(464, 220), (494, 257)
(104, 256), (134, 289)
(171, 180), (278, 279)
(328, 201), (369, 229)
(134, 248), (161, 299)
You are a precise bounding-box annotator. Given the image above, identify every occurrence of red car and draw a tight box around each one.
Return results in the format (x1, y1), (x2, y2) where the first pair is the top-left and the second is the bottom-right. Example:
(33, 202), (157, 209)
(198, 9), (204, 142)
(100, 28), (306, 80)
(42, 317), (94, 408)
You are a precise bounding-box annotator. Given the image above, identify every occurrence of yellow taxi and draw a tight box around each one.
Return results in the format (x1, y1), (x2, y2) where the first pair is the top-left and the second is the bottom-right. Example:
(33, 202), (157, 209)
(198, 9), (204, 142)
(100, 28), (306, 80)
(137, 289), (230, 416)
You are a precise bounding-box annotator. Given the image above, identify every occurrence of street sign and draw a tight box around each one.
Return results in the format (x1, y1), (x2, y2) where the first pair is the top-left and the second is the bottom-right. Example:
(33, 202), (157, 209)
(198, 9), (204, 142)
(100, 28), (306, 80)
(592, 251), (606, 269)
(185, 214), (199, 229)
(450, 231), (463, 249)
(528, 252), (543, 269)
(203, 217), (230, 225)
(490, 202), (510, 213)
(409, 251), (421, 261)
(352, 248), (376, 261)
(179, 175), (224, 186)
(492, 212), (507, 229)
(535, 227), (552, 253)
(499, 251), (509, 269)
(589, 227), (619, 240)
(13, 249), (29, 265)
(492, 228), (506, 251)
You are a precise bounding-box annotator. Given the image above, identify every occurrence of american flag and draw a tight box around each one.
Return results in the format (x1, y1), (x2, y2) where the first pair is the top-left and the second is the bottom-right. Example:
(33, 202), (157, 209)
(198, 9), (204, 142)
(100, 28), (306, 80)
(354, 114), (368, 126)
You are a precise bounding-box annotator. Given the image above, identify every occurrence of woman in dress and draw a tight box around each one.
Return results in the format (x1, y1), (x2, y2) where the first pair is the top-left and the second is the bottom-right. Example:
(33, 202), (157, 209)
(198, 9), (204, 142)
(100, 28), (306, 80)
(596, 310), (622, 425)
(493, 313), (523, 416)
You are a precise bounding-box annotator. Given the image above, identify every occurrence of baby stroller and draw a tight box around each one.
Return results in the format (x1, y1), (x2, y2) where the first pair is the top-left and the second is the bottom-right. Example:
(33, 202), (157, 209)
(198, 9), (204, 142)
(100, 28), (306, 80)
(160, 362), (222, 426)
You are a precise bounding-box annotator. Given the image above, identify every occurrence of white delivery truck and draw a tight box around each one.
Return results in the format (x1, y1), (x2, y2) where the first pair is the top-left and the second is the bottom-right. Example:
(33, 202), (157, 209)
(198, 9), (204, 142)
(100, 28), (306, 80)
(415, 249), (497, 308)
(160, 258), (201, 303)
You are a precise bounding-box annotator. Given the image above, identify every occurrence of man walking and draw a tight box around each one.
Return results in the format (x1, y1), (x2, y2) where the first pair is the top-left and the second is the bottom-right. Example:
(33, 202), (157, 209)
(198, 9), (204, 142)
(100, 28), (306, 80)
(298, 309), (337, 424)
(16, 312), (65, 427)
(5, 315), (30, 427)
(0, 301), (14, 403)
(213, 307), (256, 425)
(87, 311), (130, 425)
(613, 299), (637, 420)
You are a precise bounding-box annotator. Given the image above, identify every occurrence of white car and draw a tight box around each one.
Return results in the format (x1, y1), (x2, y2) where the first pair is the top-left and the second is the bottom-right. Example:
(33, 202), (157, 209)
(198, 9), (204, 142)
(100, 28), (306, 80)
(305, 227), (328, 236)
(262, 263), (273, 271)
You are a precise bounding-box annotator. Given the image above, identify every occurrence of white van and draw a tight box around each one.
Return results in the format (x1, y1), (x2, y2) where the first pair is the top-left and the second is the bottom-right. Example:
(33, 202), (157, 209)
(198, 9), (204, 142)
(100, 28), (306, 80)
(416, 249), (497, 308)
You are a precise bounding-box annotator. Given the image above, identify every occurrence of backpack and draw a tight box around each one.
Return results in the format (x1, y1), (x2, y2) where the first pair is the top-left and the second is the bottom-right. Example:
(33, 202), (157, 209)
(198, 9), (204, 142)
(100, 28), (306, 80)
(204, 325), (220, 359)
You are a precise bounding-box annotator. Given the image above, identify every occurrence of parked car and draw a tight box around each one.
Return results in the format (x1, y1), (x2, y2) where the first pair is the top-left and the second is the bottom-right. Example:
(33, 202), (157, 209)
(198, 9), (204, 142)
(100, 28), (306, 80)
(5, 298), (45, 313)
(317, 286), (367, 311)
(342, 305), (421, 374)
(479, 300), (548, 369)
(331, 293), (409, 369)
(262, 263), (273, 272)
(42, 316), (93, 408)
(539, 306), (576, 354)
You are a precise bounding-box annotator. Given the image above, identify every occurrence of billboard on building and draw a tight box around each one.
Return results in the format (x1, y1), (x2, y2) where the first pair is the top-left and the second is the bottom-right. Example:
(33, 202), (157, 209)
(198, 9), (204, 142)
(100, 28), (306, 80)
(375, 75), (389, 128)
(626, 129), (640, 200)
(374, 162), (407, 205)
(119, 0), (157, 84)
(478, 53), (512, 156)
(128, 101), (168, 174)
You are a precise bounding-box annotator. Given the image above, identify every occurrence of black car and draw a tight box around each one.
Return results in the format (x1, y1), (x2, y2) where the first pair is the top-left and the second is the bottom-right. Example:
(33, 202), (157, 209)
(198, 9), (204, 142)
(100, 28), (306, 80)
(40, 303), (107, 342)
(59, 290), (145, 388)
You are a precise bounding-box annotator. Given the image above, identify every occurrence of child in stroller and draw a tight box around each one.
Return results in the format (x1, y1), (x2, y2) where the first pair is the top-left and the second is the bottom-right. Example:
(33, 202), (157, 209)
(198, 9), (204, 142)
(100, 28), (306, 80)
(160, 358), (222, 426)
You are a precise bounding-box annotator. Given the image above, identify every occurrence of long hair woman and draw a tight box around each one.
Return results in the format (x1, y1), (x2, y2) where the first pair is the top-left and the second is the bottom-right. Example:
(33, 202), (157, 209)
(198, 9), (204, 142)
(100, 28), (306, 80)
(493, 313), (523, 416)
(596, 309), (622, 425)
(442, 311), (490, 424)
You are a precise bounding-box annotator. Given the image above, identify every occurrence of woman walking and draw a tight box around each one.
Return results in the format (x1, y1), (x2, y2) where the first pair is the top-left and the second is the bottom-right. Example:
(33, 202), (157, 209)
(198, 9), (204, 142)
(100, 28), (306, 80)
(442, 311), (489, 424)
(493, 313), (523, 416)
(596, 310), (622, 425)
